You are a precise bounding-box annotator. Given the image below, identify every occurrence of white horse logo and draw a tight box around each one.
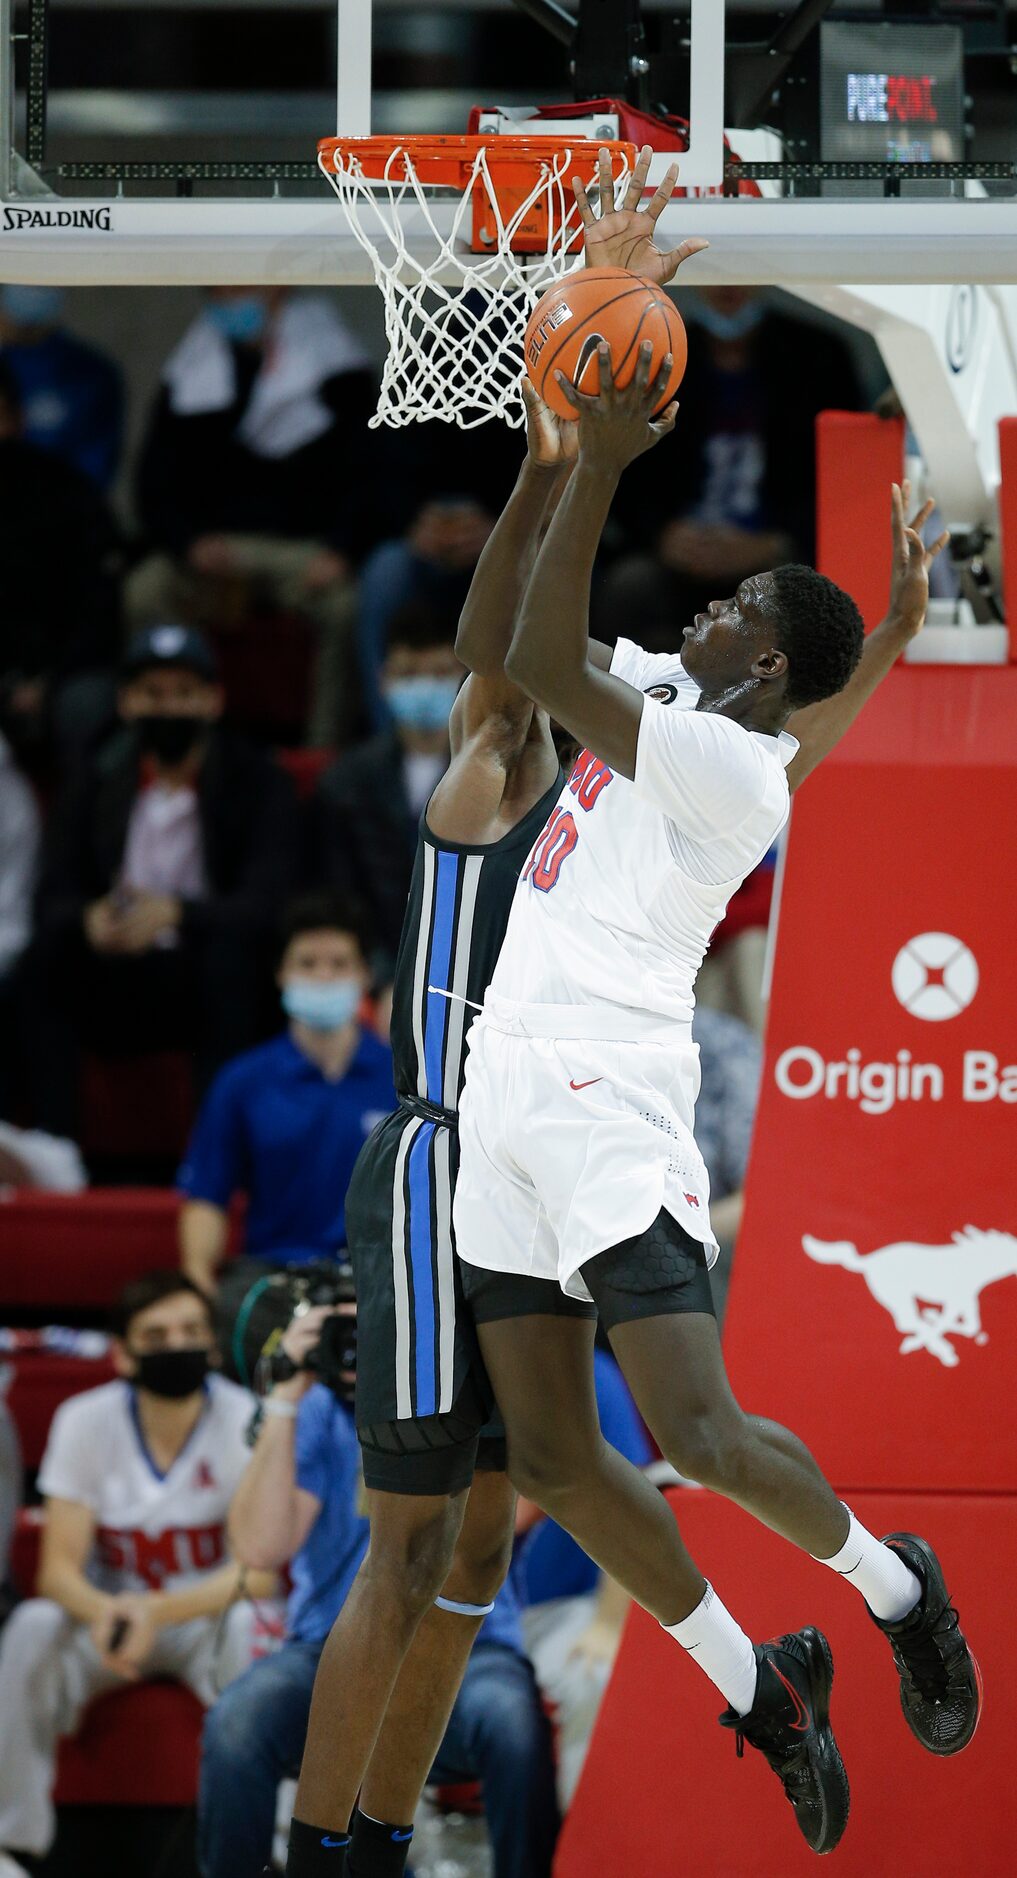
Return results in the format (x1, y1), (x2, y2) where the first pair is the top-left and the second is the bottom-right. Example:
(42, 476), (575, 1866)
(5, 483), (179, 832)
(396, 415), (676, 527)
(802, 1227), (1017, 1368)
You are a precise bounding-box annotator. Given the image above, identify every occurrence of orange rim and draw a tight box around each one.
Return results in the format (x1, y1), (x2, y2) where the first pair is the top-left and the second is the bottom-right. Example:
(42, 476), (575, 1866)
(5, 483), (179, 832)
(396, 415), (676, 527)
(318, 134), (637, 189)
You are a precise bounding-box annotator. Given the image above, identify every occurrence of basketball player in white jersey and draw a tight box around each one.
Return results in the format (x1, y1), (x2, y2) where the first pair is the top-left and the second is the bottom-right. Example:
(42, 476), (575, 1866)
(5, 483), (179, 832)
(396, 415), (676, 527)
(0, 1272), (267, 1873)
(451, 155), (981, 1856)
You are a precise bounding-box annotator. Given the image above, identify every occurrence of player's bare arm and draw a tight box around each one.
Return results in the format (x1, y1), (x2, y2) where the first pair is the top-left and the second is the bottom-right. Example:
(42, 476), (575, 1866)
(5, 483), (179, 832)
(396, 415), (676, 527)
(426, 392), (571, 843)
(784, 481), (949, 792)
(506, 343), (678, 777)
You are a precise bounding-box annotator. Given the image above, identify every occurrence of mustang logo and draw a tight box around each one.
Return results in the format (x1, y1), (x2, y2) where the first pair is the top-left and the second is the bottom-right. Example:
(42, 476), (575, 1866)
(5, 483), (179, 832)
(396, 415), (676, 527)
(801, 1226), (1017, 1369)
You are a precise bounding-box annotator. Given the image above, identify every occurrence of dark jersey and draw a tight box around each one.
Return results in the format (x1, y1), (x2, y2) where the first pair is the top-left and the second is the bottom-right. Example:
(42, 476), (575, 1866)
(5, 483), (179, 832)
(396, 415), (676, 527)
(390, 774), (564, 1111)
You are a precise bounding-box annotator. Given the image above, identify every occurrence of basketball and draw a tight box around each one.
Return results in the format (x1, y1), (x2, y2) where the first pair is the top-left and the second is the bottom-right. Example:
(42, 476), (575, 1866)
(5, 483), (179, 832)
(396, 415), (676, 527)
(524, 266), (687, 420)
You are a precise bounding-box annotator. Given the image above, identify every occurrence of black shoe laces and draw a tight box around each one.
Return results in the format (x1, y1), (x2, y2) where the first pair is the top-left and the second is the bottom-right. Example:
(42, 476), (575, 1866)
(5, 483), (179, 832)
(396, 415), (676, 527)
(894, 1595), (963, 1702)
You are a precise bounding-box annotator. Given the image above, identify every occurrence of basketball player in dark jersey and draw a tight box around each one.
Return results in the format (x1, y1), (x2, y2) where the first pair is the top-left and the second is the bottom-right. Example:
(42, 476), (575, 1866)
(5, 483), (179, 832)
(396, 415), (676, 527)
(284, 393), (588, 1878)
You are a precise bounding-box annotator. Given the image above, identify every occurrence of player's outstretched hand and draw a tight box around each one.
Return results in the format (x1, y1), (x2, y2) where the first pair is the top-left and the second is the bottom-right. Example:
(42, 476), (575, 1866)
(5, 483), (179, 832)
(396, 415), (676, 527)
(521, 378), (579, 469)
(573, 144), (709, 286)
(887, 479), (950, 637)
(556, 340), (678, 474)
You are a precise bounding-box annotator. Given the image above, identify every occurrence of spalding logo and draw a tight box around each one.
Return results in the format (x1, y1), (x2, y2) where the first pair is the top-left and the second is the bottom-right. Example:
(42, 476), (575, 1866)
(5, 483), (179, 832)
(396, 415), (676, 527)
(645, 683), (679, 704)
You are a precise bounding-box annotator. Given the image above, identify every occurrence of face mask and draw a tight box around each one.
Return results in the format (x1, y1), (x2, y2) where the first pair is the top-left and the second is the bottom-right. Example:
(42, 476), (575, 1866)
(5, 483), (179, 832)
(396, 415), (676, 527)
(385, 676), (459, 734)
(1, 283), (65, 328)
(690, 299), (765, 343)
(206, 296), (268, 344)
(283, 977), (361, 1032)
(135, 714), (207, 765)
(131, 1347), (210, 1400)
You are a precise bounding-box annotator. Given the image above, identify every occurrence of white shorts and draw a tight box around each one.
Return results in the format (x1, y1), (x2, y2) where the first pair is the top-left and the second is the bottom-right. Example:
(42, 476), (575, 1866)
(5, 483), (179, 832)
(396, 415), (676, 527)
(454, 1018), (717, 1301)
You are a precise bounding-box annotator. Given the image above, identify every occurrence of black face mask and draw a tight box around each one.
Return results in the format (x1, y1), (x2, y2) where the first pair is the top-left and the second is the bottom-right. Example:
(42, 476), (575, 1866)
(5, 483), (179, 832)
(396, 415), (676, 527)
(131, 1347), (211, 1400)
(135, 714), (207, 765)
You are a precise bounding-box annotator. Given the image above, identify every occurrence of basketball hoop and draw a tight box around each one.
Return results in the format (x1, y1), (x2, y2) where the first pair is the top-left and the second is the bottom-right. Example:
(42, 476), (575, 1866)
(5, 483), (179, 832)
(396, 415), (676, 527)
(317, 134), (637, 428)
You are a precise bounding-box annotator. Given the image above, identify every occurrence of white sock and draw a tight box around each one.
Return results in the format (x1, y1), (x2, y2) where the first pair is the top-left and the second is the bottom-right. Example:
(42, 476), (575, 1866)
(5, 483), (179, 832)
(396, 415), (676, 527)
(663, 1582), (758, 1716)
(814, 1506), (921, 1622)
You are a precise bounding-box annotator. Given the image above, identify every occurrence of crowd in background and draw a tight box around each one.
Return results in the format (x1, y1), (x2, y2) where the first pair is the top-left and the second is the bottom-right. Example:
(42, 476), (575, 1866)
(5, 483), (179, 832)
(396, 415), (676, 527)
(0, 279), (869, 1875)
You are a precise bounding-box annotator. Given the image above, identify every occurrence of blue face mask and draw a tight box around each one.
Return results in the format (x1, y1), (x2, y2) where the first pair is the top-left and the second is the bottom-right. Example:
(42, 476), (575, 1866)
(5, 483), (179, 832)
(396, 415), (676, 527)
(282, 978), (361, 1032)
(386, 676), (459, 734)
(690, 298), (765, 343)
(205, 295), (268, 344)
(1, 284), (65, 328)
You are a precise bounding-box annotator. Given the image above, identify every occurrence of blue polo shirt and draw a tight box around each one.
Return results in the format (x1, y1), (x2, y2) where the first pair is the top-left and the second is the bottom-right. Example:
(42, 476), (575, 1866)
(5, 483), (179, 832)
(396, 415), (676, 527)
(515, 1352), (652, 1606)
(177, 1029), (395, 1264)
(290, 1385), (523, 1656)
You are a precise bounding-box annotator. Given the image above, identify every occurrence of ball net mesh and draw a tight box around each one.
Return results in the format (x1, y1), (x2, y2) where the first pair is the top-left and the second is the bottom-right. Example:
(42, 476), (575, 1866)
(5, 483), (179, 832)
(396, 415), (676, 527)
(317, 137), (635, 429)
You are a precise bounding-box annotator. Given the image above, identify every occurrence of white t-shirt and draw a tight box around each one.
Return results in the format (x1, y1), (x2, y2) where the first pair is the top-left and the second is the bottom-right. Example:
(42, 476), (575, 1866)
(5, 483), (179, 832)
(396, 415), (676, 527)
(486, 639), (797, 1043)
(38, 1375), (254, 1594)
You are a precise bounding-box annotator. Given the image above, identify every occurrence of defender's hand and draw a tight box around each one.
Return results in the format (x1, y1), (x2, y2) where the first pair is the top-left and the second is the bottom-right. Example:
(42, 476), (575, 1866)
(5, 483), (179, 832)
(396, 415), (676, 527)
(887, 479), (950, 637)
(521, 379), (579, 469)
(573, 144), (709, 287)
(557, 341), (678, 476)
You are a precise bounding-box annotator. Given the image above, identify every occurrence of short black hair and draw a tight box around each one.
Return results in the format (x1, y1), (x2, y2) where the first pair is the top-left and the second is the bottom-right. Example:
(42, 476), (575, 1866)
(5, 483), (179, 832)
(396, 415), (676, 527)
(112, 1271), (212, 1341)
(767, 565), (865, 710)
(387, 602), (456, 656)
(278, 890), (372, 963)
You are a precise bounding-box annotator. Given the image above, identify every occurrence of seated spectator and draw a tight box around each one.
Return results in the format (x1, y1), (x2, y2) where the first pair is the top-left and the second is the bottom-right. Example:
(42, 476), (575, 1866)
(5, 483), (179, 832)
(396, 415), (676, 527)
(0, 285), (124, 491)
(354, 416), (521, 733)
(690, 1005), (763, 1320)
(128, 288), (376, 747)
(0, 730), (40, 1117)
(178, 892), (394, 1294)
(600, 288), (864, 636)
(514, 1348), (651, 1807)
(0, 1272), (270, 1874)
(314, 606), (462, 972)
(201, 1300), (559, 1878)
(19, 624), (297, 1142)
(0, 360), (122, 767)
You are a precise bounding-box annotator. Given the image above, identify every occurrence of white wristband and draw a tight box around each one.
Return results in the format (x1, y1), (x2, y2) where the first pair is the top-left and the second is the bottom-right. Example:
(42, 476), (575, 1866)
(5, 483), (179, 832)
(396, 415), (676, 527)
(262, 1396), (299, 1420)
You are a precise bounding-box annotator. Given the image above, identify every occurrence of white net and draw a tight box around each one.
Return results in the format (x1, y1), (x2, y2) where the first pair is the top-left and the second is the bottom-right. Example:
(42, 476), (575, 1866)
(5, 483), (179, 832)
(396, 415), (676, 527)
(318, 140), (633, 429)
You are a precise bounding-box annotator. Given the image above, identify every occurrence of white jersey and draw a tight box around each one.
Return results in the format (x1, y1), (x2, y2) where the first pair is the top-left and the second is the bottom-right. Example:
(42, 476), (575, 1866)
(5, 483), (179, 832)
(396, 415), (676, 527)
(37, 1374), (254, 1594)
(486, 638), (797, 1043)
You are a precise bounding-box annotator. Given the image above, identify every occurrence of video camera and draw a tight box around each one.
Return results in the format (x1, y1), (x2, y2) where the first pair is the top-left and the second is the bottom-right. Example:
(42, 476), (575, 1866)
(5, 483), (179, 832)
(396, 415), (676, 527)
(222, 1260), (357, 1405)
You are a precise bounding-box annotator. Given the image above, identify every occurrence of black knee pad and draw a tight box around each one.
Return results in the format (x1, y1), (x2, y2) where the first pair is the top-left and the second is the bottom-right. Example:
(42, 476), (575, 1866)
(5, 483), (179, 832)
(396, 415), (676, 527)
(583, 1208), (716, 1332)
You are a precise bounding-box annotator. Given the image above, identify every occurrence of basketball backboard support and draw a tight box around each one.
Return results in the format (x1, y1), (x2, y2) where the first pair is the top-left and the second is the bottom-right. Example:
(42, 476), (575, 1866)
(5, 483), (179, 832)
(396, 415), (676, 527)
(1, 0), (1016, 535)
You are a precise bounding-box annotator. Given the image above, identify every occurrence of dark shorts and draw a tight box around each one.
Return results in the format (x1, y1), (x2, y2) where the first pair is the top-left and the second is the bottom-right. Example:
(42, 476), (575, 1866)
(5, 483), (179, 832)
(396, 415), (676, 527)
(348, 1104), (504, 1497)
(461, 1209), (715, 1336)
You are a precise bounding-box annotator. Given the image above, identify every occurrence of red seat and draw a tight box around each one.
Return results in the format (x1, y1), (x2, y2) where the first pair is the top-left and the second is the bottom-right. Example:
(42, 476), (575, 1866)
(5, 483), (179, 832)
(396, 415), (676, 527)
(81, 1051), (195, 1161)
(54, 1681), (204, 1808)
(209, 613), (315, 743)
(9, 1505), (45, 1598)
(4, 1351), (117, 1469)
(0, 1188), (182, 1311)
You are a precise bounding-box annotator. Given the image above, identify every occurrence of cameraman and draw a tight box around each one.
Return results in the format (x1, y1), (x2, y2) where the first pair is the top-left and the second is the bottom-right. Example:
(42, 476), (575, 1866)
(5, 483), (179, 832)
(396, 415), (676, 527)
(200, 1301), (558, 1878)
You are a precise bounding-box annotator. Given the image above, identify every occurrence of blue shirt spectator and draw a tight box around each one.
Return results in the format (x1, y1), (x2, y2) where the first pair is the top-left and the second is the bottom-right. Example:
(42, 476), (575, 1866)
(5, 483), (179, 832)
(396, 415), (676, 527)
(178, 892), (396, 1286)
(199, 1367), (557, 1878)
(515, 1350), (652, 1606)
(0, 286), (124, 491)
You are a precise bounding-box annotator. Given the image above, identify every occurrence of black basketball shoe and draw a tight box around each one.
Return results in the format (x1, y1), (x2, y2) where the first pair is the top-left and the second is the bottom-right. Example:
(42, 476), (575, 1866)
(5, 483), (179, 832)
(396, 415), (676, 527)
(718, 1627), (849, 1856)
(869, 1532), (982, 1755)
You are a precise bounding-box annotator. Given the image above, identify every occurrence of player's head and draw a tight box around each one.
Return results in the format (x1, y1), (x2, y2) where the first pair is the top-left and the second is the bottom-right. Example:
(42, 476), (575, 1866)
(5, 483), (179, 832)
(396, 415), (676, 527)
(276, 891), (372, 1033)
(679, 566), (864, 711)
(112, 1272), (218, 1400)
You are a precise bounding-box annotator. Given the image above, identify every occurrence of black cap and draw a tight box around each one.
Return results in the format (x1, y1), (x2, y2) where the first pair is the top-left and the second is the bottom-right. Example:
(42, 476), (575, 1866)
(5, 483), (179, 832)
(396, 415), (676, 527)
(121, 624), (218, 684)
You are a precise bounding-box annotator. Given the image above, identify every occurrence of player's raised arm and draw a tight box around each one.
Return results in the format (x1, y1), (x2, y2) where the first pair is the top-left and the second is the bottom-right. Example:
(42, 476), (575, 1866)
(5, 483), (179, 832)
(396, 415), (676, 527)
(506, 343), (678, 777)
(784, 481), (949, 792)
(451, 387), (576, 736)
